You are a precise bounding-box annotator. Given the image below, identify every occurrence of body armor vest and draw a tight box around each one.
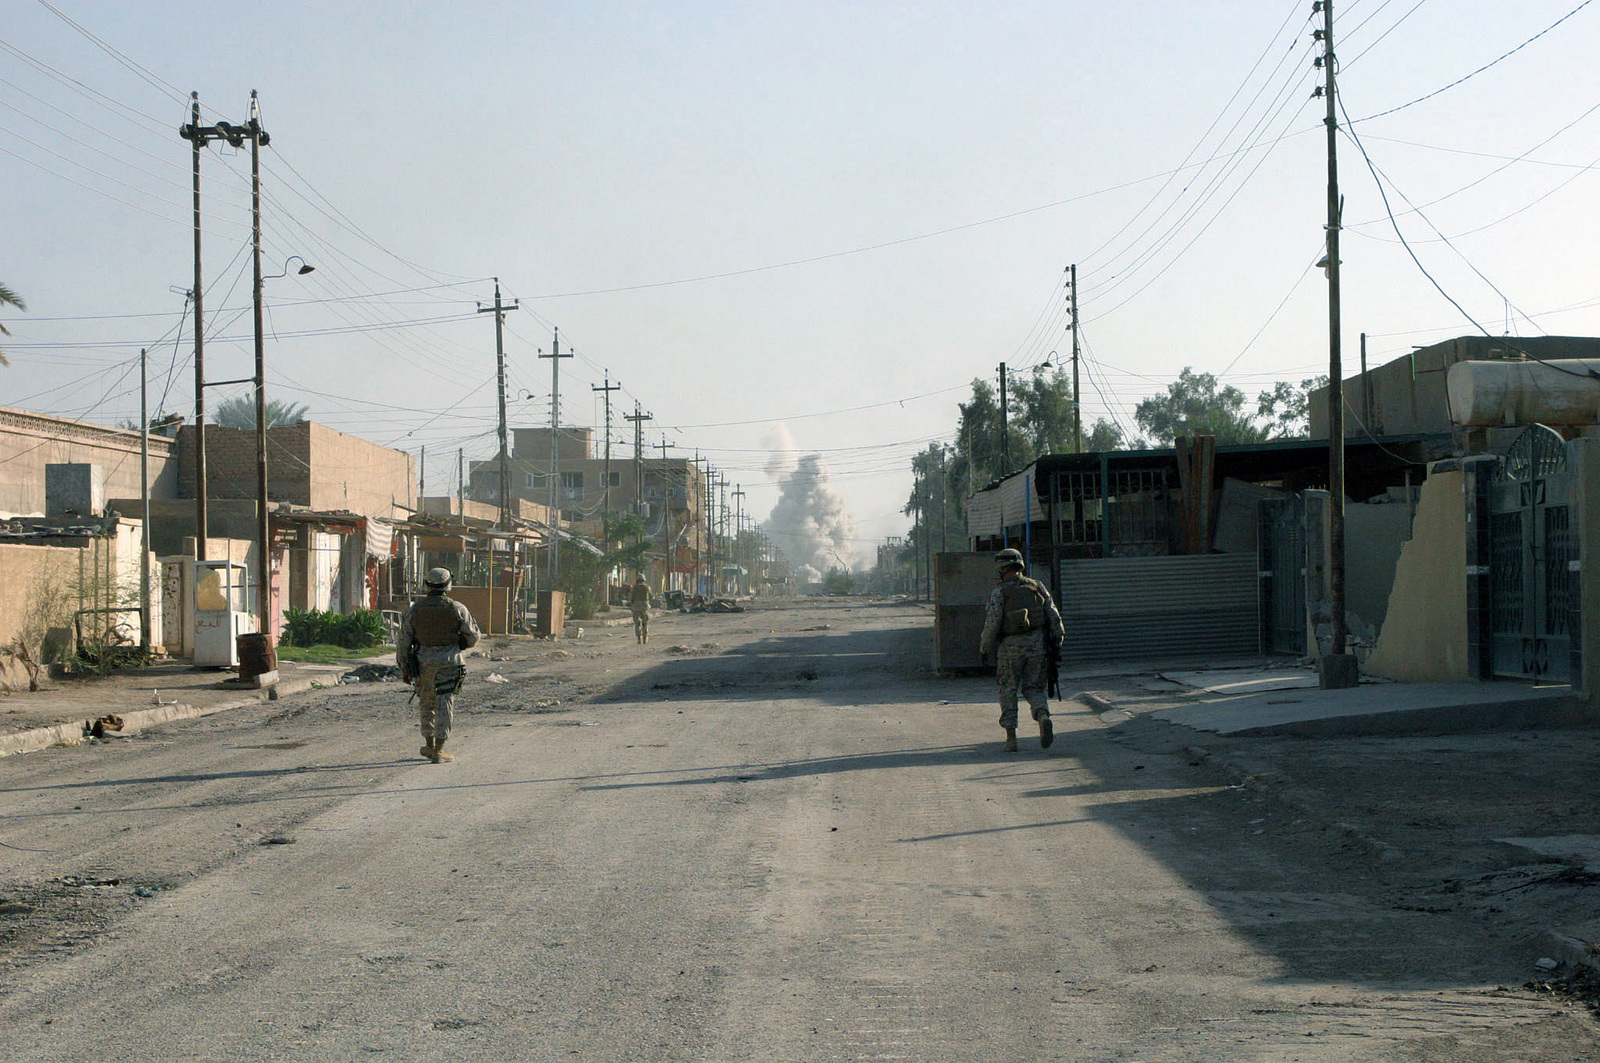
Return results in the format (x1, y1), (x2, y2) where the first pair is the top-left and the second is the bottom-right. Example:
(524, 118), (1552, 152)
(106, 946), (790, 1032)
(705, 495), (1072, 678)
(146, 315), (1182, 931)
(411, 596), (463, 647)
(1000, 576), (1048, 637)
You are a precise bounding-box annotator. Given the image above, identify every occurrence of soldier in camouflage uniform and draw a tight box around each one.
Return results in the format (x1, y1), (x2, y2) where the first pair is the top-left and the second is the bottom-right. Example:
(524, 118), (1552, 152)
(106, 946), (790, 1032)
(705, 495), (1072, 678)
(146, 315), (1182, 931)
(978, 548), (1064, 752)
(629, 574), (652, 644)
(398, 567), (481, 763)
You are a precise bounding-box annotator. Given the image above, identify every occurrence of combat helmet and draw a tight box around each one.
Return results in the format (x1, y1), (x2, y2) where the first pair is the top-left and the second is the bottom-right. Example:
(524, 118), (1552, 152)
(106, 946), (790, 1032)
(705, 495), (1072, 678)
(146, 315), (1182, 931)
(423, 567), (454, 592)
(994, 548), (1025, 570)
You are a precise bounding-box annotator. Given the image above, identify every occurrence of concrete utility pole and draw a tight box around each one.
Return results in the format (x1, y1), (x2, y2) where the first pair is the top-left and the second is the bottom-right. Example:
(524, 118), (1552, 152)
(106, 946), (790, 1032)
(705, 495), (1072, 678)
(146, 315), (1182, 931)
(1317, 0), (1356, 690)
(541, 329), (572, 585)
(476, 280), (518, 529)
(457, 449), (464, 517)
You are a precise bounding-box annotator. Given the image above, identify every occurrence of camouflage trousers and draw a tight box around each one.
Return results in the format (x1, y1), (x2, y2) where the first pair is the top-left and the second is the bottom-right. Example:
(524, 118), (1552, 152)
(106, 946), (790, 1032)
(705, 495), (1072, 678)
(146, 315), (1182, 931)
(996, 639), (1050, 730)
(417, 658), (465, 743)
(631, 606), (649, 643)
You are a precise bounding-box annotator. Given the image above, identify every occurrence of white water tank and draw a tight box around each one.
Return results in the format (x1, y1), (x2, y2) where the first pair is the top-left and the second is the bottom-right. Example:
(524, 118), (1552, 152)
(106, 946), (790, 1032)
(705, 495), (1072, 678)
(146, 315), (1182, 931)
(1447, 359), (1600, 427)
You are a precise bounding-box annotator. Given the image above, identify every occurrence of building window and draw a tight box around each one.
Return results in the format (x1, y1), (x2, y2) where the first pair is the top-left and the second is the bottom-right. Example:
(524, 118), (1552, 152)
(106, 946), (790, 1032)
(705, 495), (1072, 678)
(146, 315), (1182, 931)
(608, 471), (621, 488)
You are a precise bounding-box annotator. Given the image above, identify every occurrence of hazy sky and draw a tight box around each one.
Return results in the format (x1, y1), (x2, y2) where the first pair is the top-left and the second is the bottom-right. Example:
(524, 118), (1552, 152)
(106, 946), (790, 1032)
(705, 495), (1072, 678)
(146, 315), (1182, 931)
(5, 1), (1599, 563)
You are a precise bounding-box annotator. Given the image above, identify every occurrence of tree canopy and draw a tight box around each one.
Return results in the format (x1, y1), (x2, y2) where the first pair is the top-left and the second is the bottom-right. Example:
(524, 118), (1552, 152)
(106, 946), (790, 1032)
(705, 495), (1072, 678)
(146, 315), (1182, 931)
(212, 394), (309, 429)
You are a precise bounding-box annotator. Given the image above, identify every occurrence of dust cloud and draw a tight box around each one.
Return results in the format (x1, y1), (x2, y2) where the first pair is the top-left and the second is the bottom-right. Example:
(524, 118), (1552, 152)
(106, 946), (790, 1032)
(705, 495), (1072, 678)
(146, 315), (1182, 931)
(760, 423), (860, 585)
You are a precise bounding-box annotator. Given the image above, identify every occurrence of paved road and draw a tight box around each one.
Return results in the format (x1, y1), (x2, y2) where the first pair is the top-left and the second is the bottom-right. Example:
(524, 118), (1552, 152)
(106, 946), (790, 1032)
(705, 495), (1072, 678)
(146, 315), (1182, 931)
(0, 599), (1593, 1061)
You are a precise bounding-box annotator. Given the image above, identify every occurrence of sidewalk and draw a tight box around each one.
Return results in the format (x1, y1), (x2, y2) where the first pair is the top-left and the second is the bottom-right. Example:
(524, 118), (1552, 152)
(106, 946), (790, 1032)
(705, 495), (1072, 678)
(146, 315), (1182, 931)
(1071, 661), (1600, 979)
(0, 658), (349, 757)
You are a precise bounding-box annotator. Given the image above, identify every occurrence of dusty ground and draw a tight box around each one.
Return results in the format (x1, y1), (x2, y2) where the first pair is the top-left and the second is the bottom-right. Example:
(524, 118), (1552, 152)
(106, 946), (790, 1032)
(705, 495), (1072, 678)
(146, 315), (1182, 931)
(2, 596), (1599, 1044)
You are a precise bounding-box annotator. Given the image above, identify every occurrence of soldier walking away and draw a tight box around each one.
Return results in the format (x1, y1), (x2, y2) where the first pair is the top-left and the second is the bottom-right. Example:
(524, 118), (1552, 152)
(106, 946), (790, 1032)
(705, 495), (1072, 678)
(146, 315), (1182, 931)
(629, 574), (652, 644)
(398, 567), (481, 763)
(978, 548), (1064, 752)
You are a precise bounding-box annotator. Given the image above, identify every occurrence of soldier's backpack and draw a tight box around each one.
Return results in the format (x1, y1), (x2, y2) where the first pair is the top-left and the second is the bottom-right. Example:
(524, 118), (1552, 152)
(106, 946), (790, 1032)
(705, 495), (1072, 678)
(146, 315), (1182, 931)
(1000, 576), (1049, 637)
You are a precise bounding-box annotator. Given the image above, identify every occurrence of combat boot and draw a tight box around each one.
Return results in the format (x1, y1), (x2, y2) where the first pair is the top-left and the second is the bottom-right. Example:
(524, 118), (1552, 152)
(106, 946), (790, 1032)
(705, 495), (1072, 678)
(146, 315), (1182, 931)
(432, 738), (454, 763)
(420, 740), (436, 762)
(1039, 715), (1054, 749)
(1003, 728), (1018, 752)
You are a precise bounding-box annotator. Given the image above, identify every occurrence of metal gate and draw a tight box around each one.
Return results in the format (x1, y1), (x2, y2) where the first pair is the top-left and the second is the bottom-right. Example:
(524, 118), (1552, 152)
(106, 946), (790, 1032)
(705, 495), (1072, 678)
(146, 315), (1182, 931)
(1058, 553), (1258, 665)
(1258, 495), (1307, 655)
(1487, 426), (1578, 682)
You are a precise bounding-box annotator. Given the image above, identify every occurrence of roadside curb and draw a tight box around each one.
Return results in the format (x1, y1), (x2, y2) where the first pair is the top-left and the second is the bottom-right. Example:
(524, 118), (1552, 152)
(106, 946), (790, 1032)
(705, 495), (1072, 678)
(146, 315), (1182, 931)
(0, 675), (322, 758)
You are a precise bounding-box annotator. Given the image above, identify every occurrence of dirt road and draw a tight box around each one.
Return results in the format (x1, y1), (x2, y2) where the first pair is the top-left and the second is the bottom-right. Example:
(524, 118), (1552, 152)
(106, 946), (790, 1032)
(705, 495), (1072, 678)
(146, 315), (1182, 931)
(0, 598), (1595, 1061)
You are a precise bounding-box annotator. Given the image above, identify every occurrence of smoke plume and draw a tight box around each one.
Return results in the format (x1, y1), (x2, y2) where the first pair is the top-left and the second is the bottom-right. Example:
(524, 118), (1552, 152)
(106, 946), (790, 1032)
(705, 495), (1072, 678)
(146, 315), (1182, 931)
(761, 423), (859, 584)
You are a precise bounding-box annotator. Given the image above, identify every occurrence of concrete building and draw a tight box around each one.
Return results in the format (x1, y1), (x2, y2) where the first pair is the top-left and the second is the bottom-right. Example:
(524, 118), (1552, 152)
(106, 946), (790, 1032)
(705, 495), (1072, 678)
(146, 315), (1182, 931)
(466, 426), (707, 592)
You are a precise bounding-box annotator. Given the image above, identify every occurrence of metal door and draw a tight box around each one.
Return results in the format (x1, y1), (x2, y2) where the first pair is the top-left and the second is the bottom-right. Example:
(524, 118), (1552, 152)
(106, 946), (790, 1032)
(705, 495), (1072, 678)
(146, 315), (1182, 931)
(1258, 495), (1307, 655)
(1489, 426), (1577, 681)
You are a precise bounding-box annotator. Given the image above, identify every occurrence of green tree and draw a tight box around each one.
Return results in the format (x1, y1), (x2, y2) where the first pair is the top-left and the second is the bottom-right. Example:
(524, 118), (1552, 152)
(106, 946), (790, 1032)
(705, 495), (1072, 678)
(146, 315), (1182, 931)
(822, 567), (855, 595)
(1084, 417), (1138, 452)
(557, 512), (652, 619)
(0, 283), (25, 367)
(213, 394), (308, 429)
(1010, 366), (1080, 457)
(1256, 375), (1329, 439)
(902, 442), (960, 562)
(1134, 367), (1269, 446)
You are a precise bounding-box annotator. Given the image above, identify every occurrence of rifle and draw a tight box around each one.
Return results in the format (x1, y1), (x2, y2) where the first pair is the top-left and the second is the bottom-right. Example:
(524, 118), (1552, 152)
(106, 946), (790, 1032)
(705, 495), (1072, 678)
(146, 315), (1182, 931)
(1046, 638), (1061, 700)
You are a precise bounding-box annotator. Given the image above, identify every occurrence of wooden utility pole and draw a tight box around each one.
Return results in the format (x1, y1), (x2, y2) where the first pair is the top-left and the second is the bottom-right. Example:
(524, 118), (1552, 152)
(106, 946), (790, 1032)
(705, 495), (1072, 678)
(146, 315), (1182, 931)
(476, 279), (518, 529)
(998, 362), (1010, 476)
(179, 92), (247, 560)
(656, 438), (675, 591)
(540, 328), (572, 585)
(1070, 264), (1082, 453)
(1319, 0), (1356, 688)
(592, 374), (621, 516)
(626, 403), (653, 566)
(732, 484), (745, 596)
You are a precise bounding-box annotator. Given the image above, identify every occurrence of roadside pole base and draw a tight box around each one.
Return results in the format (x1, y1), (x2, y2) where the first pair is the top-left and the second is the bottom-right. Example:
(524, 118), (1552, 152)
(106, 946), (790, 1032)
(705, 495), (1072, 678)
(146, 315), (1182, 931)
(1319, 653), (1359, 690)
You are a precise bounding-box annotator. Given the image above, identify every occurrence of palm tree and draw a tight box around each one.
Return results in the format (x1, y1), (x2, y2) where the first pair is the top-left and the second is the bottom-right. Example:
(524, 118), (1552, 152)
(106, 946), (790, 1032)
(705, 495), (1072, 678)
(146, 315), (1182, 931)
(0, 283), (25, 367)
(213, 394), (309, 429)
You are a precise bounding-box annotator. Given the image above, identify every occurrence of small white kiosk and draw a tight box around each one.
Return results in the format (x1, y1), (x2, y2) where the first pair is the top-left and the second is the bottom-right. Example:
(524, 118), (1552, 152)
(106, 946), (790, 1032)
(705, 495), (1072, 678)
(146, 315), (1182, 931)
(193, 560), (257, 668)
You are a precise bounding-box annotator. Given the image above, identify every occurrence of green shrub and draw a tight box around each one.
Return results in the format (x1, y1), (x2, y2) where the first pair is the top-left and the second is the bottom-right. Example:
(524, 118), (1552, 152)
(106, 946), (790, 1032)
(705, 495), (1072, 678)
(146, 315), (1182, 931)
(281, 608), (388, 649)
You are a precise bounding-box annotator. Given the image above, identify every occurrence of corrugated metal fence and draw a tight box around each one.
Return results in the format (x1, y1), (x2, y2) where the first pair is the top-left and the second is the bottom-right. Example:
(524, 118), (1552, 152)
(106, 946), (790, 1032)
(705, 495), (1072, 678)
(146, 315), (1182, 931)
(1058, 553), (1259, 664)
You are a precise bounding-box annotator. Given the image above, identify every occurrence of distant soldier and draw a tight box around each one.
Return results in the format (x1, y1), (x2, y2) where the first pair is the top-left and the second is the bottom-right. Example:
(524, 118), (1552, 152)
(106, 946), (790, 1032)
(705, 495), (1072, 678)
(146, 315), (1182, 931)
(978, 548), (1064, 752)
(398, 567), (481, 763)
(630, 574), (652, 644)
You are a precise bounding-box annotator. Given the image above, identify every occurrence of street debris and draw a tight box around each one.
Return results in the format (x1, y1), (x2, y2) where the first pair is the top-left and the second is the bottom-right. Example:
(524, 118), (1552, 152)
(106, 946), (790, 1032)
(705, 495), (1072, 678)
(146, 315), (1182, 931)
(82, 715), (124, 739)
(340, 663), (401, 683)
(485, 673), (509, 684)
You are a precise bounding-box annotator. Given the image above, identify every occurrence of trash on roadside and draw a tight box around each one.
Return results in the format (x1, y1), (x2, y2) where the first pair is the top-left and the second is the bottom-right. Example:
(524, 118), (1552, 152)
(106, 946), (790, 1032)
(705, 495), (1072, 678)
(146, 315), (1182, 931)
(340, 663), (401, 684)
(83, 715), (124, 739)
(485, 673), (509, 684)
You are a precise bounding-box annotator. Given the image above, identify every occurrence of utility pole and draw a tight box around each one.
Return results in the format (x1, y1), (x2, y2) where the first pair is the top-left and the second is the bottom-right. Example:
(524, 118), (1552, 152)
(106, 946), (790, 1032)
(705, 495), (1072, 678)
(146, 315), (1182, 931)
(457, 449), (464, 518)
(179, 92), (247, 560)
(476, 279), (518, 529)
(1070, 264), (1082, 453)
(656, 438), (674, 591)
(418, 447), (426, 509)
(592, 374), (621, 517)
(540, 328), (572, 586)
(626, 403), (653, 569)
(1317, 0), (1357, 689)
(732, 485), (745, 596)
(139, 348), (151, 655)
(998, 362), (1010, 476)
